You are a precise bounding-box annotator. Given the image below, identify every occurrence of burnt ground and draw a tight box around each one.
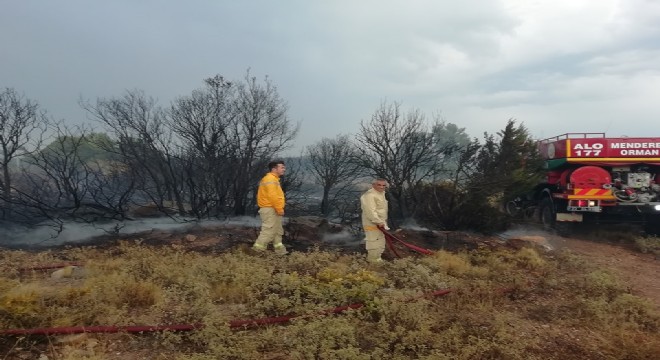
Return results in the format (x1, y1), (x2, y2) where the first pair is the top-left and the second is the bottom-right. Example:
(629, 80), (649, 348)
(9, 216), (660, 310)
(2, 217), (660, 360)
(28, 216), (498, 256)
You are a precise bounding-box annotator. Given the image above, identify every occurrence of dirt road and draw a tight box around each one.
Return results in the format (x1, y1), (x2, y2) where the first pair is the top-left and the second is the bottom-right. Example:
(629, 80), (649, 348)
(554, 236), (660, 310)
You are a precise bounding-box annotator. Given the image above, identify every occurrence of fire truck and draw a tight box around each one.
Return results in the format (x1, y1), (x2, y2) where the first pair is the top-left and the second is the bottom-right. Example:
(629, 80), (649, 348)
(529, 133), (660, 234)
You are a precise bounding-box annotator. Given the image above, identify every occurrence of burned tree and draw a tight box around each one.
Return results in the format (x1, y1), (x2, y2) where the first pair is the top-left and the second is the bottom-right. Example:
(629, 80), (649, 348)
(0, 88), (47, 219)
(228, 72), (298, 215)
(20, 123), (134, 222)
(82, 90), (186, 215)
(169, 72), (298, 217)
(355, 101), (448, 220)
(169, 75), (236, 218)
(306, 134), (362, 216)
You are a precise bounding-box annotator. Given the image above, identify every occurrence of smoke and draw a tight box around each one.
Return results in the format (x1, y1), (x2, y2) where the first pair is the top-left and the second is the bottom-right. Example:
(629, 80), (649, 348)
(399, 218), (430, 232)
(203, 216), (263, 228)
(498, 224), (543, 239)
(319, 230), (363, 249)
(321, 230), (359, 242)
(0, 216), (265, 248)
(1, 222), (108, 247)
(498, 224), (558, 251)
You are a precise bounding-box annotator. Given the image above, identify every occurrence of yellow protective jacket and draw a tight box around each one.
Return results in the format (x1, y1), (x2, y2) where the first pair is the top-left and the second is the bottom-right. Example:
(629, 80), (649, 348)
(360, 188), (388, 230)
(257, 172), (285, 214)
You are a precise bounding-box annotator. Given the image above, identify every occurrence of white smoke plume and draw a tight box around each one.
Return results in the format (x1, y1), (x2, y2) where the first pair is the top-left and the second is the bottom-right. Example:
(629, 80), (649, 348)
(0, 216), (265, 248)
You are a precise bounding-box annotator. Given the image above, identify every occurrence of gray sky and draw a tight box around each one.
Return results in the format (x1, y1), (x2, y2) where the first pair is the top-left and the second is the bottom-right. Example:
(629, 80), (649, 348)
(2, 0), (660, 154)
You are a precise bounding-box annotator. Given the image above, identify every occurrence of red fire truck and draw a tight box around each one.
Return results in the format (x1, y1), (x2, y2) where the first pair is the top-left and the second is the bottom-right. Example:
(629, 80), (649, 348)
(528, 133), (660, 234)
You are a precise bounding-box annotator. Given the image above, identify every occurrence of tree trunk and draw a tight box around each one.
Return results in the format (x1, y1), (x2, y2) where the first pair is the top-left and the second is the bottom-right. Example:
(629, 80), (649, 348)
(320, 186), (331, 215)
(2, 164), (11, 219)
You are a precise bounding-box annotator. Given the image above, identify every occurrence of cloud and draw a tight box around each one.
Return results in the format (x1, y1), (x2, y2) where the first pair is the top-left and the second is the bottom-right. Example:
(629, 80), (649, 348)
(1, 0), (659, 149)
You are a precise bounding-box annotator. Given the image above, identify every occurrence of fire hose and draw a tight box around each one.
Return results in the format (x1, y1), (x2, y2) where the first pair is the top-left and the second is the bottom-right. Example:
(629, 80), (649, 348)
(381, 228), (434, 257)
(17, 263), (84, 272)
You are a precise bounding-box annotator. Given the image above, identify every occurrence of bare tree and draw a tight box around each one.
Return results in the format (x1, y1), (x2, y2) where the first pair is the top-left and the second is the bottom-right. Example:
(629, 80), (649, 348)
(22, 123), (134, 222)
(169, 75), (236, 218)
(228, 71), (299, 215)
(355, 101), (447, 219)
(0, 88), (47, 219)
(29, 123), (90, 214)
(306, 134), (362, 216)
(82, 90), (186, 215)
(168, 72), (299, 217)
(278, 156), (307, 215)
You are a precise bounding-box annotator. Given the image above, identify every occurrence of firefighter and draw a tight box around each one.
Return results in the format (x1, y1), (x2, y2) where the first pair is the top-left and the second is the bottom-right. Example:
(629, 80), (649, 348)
(360, 178), (389, 263)
(252, 161), (288, 255)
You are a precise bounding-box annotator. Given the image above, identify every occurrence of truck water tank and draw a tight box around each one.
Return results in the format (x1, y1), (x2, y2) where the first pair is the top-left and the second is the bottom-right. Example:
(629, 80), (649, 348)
(569, 166), (611, 188)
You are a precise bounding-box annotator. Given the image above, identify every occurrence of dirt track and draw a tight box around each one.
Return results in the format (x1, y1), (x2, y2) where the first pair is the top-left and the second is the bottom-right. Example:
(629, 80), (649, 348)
(554, 236), (660, 310)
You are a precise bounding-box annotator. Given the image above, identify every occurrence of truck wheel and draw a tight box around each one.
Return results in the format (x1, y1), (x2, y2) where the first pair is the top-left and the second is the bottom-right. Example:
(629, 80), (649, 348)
(505, 200), (521, 217)
(644, 215), (660, 236)
(539, 198), (555, 231)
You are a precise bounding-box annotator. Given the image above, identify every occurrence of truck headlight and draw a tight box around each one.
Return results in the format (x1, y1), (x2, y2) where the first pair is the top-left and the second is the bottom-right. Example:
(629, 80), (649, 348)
(655, 205), (660, 211)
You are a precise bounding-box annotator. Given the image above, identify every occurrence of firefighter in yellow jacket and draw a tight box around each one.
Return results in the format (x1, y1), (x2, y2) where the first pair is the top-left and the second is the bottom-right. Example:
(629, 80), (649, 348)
(252, 161), (288, 255)
(360, 179), (389, 263)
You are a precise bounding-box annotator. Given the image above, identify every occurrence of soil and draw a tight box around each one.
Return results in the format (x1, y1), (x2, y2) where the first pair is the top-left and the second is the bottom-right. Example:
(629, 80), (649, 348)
(502, 223), (660, 310)
(556, 235), (660, 310)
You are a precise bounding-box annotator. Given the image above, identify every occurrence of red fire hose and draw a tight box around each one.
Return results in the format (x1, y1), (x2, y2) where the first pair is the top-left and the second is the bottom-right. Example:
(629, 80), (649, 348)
(229, 302), (366, 329)
(381, 228), (434, 257)
(17, 263), (84, 272)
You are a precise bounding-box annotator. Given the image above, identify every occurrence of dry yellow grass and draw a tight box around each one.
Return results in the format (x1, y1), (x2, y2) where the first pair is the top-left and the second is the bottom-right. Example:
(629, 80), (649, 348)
(0, 242), (658, 359)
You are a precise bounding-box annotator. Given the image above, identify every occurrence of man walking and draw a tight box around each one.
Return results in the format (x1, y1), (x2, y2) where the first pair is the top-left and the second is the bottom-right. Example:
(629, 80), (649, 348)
(360, 178), (389, 263)
(252, 161), (288, 255)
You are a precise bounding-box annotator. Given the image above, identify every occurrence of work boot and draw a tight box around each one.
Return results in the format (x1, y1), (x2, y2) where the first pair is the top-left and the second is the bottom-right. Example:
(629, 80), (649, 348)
(367, 250), (384, 264)
(367, 259), (384, 267)
(251, 243), (267, 254)
(274, 244), (288, 255)
(367, 256), (383, 264)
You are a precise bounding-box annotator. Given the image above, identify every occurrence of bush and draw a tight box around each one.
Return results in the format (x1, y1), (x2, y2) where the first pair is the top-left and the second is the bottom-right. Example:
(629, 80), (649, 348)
(633, 236), (660, 256)
(414, 182), (511, 233)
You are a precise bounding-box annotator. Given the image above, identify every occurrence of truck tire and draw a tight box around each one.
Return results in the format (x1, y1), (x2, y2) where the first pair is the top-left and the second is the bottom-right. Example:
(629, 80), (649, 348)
(505, 200), (521, 217)
(644, 215), (660, 236)
(539, 197), (555, 231)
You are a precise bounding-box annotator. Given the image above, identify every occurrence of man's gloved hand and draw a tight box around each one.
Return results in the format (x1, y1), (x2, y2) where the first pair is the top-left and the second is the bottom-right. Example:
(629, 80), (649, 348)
(377, 223), (390, 231)
(276, 210), (285, 216)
